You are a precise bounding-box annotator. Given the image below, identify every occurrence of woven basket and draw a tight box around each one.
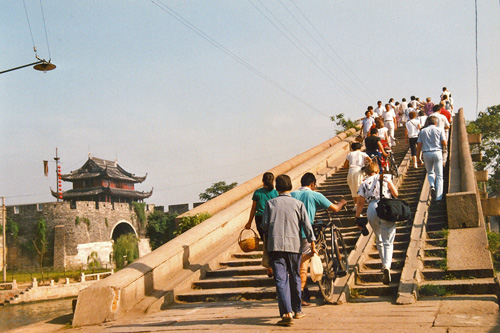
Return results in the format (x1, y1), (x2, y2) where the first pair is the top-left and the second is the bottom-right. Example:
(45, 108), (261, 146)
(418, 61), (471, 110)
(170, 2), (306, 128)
(238, 229), (260, 253)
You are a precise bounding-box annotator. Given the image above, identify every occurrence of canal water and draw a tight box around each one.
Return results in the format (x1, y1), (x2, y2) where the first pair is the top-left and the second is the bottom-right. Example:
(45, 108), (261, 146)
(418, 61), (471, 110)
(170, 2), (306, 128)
(0, 298), (74, 331)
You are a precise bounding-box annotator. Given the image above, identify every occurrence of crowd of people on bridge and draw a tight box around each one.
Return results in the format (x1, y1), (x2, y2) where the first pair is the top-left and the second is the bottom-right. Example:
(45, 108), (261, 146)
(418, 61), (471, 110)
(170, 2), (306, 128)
(243, 87), (453, 326)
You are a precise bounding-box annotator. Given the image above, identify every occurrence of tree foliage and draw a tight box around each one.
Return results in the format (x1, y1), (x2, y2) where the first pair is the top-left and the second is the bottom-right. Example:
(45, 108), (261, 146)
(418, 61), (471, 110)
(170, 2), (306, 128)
(113, 233), (139, 269)
(330, 113), (359, 134)
(146, 210), (177, 250)
(174, 212), (212, 236)
(199, 181), (238, 201)
(87, 251), (101, 272)
(33, 218), (48, 280)
(467, 104), (500, 193)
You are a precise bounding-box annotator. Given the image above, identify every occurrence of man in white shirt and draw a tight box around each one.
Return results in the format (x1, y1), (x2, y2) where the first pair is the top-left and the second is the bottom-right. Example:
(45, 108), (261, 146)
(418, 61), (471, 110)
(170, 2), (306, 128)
(382, 104), (396, 146)
(373, 101), (384, 118)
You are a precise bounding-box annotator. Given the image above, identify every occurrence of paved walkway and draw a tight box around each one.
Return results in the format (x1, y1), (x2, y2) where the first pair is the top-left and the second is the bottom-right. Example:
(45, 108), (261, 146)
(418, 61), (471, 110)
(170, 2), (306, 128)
(12, 295), (500, 332)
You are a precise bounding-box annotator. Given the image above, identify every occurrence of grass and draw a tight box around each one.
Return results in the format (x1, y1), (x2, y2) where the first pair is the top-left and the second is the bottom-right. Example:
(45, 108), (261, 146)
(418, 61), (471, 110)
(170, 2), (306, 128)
(350, 288), (365, 298)
(419, 284), (453, 297)
(438, 258), (448, 271)
(2, 268), (113, 285)
(428, 229), (449, 239)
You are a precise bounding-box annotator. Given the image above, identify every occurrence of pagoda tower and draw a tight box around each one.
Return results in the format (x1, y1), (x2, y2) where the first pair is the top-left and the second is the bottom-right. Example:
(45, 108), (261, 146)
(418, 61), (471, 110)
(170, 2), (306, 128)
(52, 155), (153, 204)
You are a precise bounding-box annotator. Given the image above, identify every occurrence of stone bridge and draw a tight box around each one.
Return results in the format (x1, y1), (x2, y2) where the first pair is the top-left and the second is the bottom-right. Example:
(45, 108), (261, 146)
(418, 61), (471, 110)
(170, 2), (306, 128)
(72, 108), (499, 327)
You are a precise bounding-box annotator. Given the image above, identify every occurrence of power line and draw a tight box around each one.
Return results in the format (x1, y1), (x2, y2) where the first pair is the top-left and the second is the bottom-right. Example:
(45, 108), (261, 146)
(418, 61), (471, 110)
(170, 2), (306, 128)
(289, 0), (377, 101)
(150, 0), (330, 118)
(249, 0), (367, 107)
(279, 0), (375, 103)
(39, 0), (52, 59)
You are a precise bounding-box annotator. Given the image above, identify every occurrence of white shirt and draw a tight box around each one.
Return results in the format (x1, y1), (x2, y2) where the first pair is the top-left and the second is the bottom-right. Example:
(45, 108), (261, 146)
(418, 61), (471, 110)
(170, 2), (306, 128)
(376, 127), (389, 141)
(417, 115), (428, 127)
(432, 113), (450, 130)
(382, 109), (395, 124)
(362, 117), (375, 134)
(406, 119), (420, 138)
(374, 107), (383, 117)
(346, 151), (369, 169)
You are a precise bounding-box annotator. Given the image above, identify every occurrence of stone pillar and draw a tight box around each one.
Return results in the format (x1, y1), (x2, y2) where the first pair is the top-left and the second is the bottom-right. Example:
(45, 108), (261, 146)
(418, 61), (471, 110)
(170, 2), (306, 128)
(53, 225), (66, 270)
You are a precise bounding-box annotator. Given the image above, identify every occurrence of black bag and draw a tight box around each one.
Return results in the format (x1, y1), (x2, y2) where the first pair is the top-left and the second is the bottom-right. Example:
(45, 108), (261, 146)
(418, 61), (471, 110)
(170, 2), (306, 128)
(375, 172), (411, 222)
(376, 197), (411, 222)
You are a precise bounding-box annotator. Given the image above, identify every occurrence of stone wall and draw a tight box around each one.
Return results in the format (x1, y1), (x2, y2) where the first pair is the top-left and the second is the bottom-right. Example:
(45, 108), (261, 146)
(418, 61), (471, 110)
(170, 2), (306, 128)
(6, 201), (155, 270)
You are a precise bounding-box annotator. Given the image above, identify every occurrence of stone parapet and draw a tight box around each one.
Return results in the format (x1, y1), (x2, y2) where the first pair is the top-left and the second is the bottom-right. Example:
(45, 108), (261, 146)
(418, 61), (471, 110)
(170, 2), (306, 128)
(446, 108), (483, 228)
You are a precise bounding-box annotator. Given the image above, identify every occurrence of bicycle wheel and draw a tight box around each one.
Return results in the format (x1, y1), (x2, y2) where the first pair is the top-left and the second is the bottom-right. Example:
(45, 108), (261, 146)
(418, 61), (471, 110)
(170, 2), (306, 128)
(332, 228), (349, 276)
(317, 244), (335, 303)
(390, 153), (399, 177)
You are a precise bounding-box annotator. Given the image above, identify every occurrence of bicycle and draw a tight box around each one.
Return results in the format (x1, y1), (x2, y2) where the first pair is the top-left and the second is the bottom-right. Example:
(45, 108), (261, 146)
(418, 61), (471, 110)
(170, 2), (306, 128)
(312, 210), (349, 303)
(381, 140), (399, 178)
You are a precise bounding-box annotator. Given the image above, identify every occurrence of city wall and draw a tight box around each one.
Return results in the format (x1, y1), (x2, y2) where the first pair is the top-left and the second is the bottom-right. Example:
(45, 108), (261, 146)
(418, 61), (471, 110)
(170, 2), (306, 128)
(5, 202), (156, 270)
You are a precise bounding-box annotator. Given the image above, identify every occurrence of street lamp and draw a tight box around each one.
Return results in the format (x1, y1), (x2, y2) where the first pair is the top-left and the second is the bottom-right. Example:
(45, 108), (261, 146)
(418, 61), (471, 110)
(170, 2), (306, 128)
(0, 55), (56, 75)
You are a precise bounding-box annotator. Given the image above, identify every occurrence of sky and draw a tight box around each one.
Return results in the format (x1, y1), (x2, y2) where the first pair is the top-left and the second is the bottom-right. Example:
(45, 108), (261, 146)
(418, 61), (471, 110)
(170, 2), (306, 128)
(1, 1), (499, 209)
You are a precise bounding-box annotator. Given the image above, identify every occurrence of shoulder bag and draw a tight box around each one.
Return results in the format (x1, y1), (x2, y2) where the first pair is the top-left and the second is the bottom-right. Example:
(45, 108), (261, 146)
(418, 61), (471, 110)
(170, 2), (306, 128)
(375, 172), (411, 222)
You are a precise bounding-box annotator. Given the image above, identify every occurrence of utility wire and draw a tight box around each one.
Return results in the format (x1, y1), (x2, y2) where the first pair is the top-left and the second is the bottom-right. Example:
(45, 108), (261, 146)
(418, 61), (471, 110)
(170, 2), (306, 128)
(249, 0), (367, 107)
(279, 0), (374, 103)
(22, 0), (37, 55)
(289, 0), (377, 101)
(39, 0), (52, 59)
(150, 0), (330, 118)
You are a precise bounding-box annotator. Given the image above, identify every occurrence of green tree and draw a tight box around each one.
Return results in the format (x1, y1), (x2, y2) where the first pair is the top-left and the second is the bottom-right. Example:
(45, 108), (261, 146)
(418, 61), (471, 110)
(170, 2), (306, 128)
(199, 181), (238, 201)
(146, 210), (178, 250)
(174, 212), (212, 236)
(467, 104), (500, 193)
(33, 218), (48, 281)
(330, 113), (359, 134)
(0, 218), (18, 239)
(113, 233), (139, 269)
(87, 251), (101, 273)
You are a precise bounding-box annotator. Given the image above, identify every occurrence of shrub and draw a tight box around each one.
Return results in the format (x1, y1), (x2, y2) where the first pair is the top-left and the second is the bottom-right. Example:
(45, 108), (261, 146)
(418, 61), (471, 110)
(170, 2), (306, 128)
(174, 213), (211, 236)
(113, 233), (139, 269)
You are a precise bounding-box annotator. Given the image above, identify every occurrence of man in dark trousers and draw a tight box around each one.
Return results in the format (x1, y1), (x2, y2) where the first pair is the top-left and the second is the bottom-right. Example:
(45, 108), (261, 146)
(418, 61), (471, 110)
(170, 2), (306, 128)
(262, 174), (316, 327)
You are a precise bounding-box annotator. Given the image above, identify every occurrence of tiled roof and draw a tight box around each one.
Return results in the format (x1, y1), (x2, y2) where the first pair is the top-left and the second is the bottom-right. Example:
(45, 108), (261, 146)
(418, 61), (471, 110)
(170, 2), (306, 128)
(61, 156), (147, 183)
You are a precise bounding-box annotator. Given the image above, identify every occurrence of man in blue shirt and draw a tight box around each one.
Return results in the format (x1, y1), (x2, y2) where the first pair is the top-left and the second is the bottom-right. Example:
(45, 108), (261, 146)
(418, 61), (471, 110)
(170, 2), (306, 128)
(262, 174), (316, 326)
(291, 172), (347, 305)
(417, 116), (447, 201)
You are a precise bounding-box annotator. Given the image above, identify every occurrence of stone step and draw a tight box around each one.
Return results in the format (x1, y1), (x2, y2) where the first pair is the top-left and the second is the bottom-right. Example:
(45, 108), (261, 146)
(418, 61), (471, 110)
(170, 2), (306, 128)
(232, 251), (262, 259)
(421, 268), (495, 281)
(423, 247), (446, 258)
(423, 257), (447, 269)
(350, 282), (399, 297)
(206, 266), (267, 278)
(363, 259), (404, 270)
(220, 259), (263, 267)
(425, 238), (447, 247)
(177, 284), (326, 303)
(356, 270), (402, 284)
(193, 275), (275, 289)
(368, 250), (406, 260)
(419, 278), (498, 296)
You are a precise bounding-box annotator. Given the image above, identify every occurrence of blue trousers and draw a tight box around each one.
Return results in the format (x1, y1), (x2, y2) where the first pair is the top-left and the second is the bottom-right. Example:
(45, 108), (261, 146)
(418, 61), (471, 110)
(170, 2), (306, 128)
(269, 251), (302, 317)
(423, 151), (443, 200)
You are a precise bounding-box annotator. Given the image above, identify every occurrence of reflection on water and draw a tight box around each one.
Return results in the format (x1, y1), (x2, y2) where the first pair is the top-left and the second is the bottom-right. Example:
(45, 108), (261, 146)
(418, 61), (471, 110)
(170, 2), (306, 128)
(0, 298), (74, 331)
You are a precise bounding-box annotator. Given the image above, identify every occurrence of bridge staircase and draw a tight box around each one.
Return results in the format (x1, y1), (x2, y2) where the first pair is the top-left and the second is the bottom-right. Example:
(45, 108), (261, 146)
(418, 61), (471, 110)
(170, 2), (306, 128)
(175, 127), (415, 304)
(418, 169), (497, 297)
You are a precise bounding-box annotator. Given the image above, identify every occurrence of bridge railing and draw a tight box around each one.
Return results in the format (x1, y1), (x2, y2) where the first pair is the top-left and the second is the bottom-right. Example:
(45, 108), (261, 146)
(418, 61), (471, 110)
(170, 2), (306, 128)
(446, 108), (485, 228)
(72, 125), (361, 327)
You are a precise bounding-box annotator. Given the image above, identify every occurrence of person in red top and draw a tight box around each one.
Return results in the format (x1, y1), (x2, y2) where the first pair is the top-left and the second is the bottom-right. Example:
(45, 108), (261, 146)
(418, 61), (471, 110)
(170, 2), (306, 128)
(439, 101), (452, 123)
